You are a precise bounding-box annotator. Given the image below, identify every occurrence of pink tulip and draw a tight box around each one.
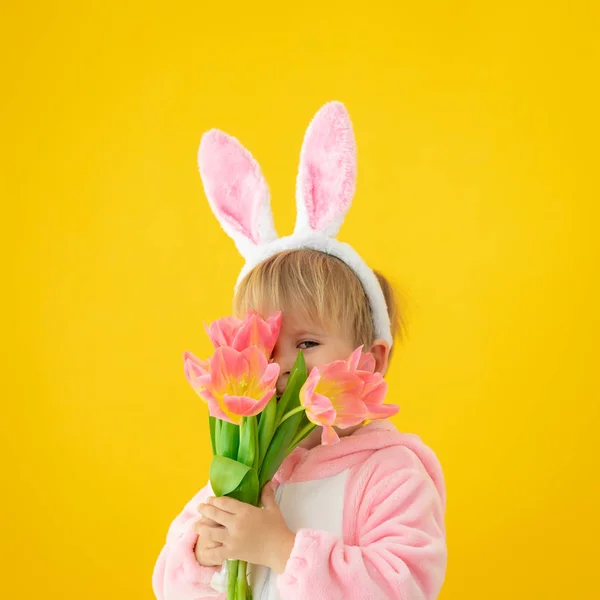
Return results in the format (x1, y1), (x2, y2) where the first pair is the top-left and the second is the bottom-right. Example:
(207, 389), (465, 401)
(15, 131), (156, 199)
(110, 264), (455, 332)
(349, 347), (399, 420)
(206, 311), (282, 358)
(184, 346), (279, 424)
(299, 346), (399, 445)
(300, 362), (366, 445)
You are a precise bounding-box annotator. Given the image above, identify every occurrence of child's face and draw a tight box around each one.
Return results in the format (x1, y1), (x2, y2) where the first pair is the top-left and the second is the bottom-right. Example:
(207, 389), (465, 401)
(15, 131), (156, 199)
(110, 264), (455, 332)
(271, 310), (357, 397)
(271, 310), (364, 448)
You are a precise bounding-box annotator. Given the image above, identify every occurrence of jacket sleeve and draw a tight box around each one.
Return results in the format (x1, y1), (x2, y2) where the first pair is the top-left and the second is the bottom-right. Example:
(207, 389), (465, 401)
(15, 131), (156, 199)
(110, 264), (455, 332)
(152, 483), (226, 600)
(276, 448), (447, 600)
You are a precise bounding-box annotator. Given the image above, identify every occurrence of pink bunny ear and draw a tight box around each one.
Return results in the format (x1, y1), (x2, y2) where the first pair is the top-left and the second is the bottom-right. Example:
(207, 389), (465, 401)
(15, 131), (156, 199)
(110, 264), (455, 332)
(295, 102), (357, 238)
(198, 130), (277, 257)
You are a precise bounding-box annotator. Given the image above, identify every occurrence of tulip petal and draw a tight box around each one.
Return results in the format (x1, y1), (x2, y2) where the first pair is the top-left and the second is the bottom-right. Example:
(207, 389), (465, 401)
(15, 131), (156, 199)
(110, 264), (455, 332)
(321, 424), (340, 445)
(241, 345), (269, 374)
(333, 394), (367, 428)
(302, 392), (337, 430)
(182, 350), (209, 370)
(317, 372), (364, 407)
(307, 392), (336, 423)
(361, 374), (388, 405)
(223, 388), (275, 418)
(206, 316), (243, 349)
(233, 311), (282, 357)
(357, 352), (376, 373)
(299, 368), (321, 408)
(345, 346), (364, 371)
(320, 358), (349, 381)
(212, 346), (249, 388)
(364, 402), (399, 420)
(359, 373), (399, 420)
(200, 388), (239, 424)
(260, 361), (280, 389)
(267, 311), (283, 337)
(183, 351), (210, 385)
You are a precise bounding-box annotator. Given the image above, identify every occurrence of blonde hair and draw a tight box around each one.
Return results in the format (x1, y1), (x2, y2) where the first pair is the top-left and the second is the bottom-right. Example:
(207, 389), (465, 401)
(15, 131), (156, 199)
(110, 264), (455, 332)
(233, 249), (404, 352)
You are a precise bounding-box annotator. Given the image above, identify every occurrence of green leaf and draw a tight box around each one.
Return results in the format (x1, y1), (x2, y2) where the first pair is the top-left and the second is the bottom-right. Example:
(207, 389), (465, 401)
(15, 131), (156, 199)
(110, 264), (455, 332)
(289, 421), (317, 451)
(209, 455), (251, 497)
(260, 353), (308, 488)
(217, 419), (239, 459)
(258, 395), (277, 465)
(259, 416), (301, 488)
(275, 352), (306, 424)
(228, 466), (259, 506)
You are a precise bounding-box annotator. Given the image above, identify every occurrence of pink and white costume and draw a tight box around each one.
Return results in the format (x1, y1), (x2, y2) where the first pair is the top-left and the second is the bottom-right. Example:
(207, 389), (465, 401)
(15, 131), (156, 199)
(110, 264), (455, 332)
(152, 420), (447, 600)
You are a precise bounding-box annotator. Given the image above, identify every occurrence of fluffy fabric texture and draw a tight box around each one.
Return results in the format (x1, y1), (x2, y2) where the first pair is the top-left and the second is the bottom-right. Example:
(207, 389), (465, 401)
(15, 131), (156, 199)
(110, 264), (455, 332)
(152, 483), (222, 599)
(198, 130), (278, 258)
(152, 420), (447, 600)
(295, 101), (356, 238)
(197, 101), (394, 347)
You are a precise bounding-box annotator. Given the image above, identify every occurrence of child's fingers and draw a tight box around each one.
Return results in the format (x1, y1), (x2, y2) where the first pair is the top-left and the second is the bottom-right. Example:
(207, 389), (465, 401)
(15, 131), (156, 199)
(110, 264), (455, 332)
(208, 495), (245, 514)
(207, 526), (227, 544)
(261, 482), (278, 509)
(198, 503), (234, 528)
(197, 513), (220, 527)
(194, 518), (223, 535)
(195, 543), (225, 567)
(200, 545), (228, 566)
(195, 522), (227, 544)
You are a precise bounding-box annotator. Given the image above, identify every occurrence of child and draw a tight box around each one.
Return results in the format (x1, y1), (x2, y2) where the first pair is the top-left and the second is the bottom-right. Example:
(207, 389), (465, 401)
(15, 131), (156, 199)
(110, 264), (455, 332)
(152, 103), (447, 600)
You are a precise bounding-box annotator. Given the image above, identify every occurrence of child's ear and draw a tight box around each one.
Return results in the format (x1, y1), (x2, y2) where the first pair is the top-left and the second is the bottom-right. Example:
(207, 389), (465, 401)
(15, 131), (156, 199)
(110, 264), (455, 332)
(369, 339), (390, 375)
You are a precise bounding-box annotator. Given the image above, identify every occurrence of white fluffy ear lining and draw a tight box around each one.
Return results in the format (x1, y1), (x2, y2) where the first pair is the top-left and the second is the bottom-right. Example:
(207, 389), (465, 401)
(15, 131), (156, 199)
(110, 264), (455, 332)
(198, 129), (278, 258)
(295, 101), (357, 238)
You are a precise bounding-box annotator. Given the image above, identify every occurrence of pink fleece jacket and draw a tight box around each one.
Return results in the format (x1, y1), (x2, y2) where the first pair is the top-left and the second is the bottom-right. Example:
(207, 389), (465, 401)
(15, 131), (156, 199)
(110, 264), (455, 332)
(152, 420), (447, 600)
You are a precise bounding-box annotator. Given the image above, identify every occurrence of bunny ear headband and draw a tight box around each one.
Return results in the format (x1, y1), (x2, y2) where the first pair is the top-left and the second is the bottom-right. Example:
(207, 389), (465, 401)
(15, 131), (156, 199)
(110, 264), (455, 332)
(197, 101), (393, 346)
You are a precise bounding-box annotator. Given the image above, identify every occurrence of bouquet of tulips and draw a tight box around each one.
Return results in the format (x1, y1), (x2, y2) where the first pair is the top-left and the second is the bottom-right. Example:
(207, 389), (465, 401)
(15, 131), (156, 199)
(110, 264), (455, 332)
(183, 312), (399, 600)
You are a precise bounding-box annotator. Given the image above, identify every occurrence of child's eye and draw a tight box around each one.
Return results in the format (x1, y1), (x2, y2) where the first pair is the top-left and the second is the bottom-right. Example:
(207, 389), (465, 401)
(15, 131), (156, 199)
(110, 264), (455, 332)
(298, 340), (319, 350)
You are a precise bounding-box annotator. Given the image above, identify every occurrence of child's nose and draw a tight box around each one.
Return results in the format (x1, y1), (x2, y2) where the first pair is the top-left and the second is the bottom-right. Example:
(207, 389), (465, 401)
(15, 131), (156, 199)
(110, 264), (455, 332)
(276, 370), (290, 397)
(272, 347), (296, 395)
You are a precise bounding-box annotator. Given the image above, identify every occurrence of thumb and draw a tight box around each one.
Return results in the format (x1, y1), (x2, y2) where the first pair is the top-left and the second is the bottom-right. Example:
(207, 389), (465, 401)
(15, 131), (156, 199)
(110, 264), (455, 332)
(261, 482), (277, 509)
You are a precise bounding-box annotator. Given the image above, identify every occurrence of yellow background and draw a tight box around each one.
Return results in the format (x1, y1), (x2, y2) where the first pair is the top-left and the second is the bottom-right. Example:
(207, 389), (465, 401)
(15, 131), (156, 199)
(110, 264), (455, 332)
(2, 1), (599, 599)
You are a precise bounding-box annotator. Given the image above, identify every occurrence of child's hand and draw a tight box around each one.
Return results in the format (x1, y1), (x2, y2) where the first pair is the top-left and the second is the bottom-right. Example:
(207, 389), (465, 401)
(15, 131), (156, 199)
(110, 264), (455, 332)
(194, 514), (226, 567)
(195, 482), (296, 574)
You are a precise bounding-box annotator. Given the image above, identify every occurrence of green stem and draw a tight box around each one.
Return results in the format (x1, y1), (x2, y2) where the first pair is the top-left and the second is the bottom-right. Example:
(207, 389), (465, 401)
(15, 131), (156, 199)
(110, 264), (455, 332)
(209, 416), (217, 456)
(219, 419), (240, 460)
(214, 418), (222, 455)
(238, 415), (258, 470)
(227, 559), (239, 599)
(278, 405), (305, 426)
(289, 422), (316, 450)
(236, 560), (248, 599)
